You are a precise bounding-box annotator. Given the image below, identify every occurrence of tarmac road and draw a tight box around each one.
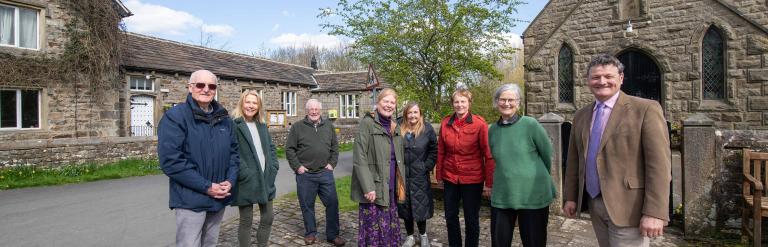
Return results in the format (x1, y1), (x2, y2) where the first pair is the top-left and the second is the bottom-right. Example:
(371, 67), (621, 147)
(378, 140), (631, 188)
(0, 151), (353, 247)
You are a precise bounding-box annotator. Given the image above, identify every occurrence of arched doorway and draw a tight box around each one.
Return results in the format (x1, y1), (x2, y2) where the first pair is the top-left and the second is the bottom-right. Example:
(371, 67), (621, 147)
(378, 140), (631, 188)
(617, 50), (662, 103)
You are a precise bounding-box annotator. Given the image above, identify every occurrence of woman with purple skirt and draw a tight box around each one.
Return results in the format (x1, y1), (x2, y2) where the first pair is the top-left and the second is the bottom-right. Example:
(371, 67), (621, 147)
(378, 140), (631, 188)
(351, 88), (407, 246)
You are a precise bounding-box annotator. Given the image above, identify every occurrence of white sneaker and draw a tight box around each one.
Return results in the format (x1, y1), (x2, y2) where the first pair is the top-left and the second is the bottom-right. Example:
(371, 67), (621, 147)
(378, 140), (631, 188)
(420, 234), (430, 247)
(402, 235), (416, 247)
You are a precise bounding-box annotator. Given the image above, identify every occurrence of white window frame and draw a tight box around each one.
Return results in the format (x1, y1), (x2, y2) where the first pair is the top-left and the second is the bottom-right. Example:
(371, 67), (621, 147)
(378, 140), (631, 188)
(0, 3), (39, 50)
(282, 91), (297, 116)
(129, 76), (154, 92)
(339, 94), (359, 118)
(0, 89), (41, 130)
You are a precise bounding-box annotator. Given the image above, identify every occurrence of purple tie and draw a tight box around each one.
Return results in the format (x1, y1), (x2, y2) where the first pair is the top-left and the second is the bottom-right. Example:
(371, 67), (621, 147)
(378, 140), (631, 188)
(586, 103), (605, 198)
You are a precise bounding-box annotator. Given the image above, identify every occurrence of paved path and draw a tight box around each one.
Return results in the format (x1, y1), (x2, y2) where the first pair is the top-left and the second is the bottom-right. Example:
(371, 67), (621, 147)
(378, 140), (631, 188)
(217, 192), (688, 247)
(0, 152), (353, 247)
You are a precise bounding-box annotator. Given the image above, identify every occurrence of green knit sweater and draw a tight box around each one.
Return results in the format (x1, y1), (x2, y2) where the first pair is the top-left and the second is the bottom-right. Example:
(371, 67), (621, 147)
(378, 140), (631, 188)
(488, 116), (555, 209)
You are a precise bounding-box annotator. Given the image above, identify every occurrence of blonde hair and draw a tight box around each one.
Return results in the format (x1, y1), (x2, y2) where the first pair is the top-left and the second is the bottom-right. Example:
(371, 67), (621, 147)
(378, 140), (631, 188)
(232, 90), (264, 123)
(374, 88), (398, 132)
(452, 88), (473, 102)
(400, 102), (425, 138)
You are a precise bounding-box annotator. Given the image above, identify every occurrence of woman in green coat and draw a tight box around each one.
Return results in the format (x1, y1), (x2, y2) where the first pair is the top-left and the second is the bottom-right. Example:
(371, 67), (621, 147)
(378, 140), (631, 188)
(230, 90), (279, 247)
(351, 88), (407, 246)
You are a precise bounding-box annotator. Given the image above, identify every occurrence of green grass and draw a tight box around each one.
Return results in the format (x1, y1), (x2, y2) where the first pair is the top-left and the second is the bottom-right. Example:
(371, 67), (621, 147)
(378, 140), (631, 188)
(281, 175), (358, 212)
(275, 142), (354, 159)
(0, 142), (356, 190)
(0, 159), (161, 190)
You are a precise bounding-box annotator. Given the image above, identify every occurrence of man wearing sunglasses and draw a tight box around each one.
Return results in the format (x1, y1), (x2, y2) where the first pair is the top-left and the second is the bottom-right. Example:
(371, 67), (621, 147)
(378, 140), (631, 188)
(158, 69), (239, 247)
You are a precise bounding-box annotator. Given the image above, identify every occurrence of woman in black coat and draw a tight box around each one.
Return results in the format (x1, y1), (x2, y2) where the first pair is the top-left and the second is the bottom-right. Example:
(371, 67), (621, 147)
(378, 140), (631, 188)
(398, 102), (438, 247)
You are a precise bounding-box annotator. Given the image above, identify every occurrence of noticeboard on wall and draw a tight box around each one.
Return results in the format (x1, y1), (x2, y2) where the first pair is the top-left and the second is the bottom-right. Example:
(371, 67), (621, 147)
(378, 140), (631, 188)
(267, 110), (287, 128)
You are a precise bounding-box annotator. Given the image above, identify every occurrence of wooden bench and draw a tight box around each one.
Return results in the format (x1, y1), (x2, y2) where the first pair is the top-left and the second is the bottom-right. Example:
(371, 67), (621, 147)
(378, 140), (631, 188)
(743, 148), (768, 246)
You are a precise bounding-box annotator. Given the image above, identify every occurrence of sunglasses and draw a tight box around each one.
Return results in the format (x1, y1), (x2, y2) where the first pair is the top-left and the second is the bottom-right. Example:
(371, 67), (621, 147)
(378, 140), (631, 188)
(190, 83), (218, 90)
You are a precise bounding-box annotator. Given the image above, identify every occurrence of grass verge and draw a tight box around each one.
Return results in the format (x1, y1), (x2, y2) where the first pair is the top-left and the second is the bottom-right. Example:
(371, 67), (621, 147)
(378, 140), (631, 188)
(281, 175), (358, 212)
(276, 142), (354, 159)
(0, 159), (161, 190)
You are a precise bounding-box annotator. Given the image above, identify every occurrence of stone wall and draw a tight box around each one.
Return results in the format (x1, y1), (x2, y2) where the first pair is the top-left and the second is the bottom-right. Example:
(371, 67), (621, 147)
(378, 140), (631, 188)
(0, 136), (156, 168)
(524, 0), (768, 129)
(310, 90), (376, 126)
(122, 70), (317, 135)
(269, 125), (358, 148)
(712, 130), (768, 232)
(0, 0), (125, 141)
(0, 126), (359, 168)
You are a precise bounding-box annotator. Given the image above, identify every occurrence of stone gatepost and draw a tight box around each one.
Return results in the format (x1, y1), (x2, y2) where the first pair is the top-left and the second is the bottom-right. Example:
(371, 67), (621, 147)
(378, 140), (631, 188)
(538, 113), (565, 214)
(682, 113), (716, 236)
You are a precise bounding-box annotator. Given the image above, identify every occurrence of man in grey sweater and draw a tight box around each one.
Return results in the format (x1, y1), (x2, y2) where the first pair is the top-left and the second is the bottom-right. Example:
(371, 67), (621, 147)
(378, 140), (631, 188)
(285, 99), (345, 246)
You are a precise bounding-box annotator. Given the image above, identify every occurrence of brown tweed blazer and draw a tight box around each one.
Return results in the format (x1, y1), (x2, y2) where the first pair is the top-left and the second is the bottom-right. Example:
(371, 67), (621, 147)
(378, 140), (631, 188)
(564, 92), (671, 227)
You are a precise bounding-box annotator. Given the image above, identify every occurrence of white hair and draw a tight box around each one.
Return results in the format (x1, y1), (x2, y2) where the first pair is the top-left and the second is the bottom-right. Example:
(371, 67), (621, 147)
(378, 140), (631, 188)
(305, 99), (322, 109)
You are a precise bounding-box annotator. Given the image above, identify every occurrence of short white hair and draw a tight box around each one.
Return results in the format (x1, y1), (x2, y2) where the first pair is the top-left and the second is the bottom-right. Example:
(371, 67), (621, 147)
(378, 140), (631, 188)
(493, 83), (522, 109)
(305, 99), (322, 109)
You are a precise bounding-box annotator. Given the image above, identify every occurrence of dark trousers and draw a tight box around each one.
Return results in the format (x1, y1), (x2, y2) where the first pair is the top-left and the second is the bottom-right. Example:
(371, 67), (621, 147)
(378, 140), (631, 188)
(443, 181), (483, 247)
(296, 169), (340, 240)
(404, 219), (427, 235)
(238, 202), (274, 247)
(491, 206), (549, 247)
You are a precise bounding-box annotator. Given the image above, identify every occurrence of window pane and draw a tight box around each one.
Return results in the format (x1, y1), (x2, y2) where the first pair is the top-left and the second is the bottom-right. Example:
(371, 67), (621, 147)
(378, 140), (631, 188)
(558, 45), (574, 103)
(702, 27), (725, 100)
(18, 7), (36, 49)
(1, 90), (17, 128)
(130, 78), (138, 90)
(0, 6), (14, 46)
(21, 90), (38, 128)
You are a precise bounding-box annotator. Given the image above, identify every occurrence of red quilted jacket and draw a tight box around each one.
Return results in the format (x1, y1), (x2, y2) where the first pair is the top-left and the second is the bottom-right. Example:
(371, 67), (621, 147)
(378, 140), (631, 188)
(435, 113), (495, 186)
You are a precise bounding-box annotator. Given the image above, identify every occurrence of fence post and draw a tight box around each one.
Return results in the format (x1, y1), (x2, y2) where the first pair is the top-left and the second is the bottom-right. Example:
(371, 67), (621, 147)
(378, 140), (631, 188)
(682, 113), (716, 236)
(538, 113), (565, 215)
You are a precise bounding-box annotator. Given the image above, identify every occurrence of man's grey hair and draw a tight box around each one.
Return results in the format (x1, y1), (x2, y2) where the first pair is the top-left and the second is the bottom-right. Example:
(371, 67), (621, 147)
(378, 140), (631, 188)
(189, 70), (218, 84)
(493, 83), (522, 109)
(587, 53), (624, 76)
(305, 99), (322, 109)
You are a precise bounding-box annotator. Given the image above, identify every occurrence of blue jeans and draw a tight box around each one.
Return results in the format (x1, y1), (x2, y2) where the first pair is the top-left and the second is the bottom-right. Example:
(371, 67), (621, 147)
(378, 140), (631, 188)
(296, 169), (340, 240)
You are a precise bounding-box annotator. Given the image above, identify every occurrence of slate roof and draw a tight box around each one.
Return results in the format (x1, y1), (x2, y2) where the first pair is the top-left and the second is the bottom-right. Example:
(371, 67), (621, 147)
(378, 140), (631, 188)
(121, 33), (317, 86)
(312, 71), (388, 92)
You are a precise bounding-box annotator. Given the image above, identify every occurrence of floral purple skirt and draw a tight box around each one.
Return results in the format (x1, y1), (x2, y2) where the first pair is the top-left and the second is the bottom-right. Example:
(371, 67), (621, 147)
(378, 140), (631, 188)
(357, 195), (401, 247)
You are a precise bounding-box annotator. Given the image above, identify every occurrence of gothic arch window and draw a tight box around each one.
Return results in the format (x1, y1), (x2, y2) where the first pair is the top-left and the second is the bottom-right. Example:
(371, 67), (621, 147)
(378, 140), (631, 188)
(701, 26), (726, 100)
(558, 45), (574, 103)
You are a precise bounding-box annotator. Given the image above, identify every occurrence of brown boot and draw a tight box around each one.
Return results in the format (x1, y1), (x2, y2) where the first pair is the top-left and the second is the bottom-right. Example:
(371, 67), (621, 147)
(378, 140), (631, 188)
(304, 235), (316, 245)
(327, 236), (346, 246)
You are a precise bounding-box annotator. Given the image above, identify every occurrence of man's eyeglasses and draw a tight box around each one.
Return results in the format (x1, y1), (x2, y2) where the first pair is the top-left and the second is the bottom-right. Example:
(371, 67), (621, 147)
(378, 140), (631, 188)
(497, 98), (519, 104)
(190, 83), (218, 90)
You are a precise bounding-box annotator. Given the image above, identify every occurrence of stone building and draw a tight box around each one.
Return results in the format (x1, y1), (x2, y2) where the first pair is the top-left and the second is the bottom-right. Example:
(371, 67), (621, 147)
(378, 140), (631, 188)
(311, 69), (386, 126)
(0, 0), (131, 142)
(121, 33), (319, 135)
(0, 1), (382, 167)
(523, 0), (768, 129)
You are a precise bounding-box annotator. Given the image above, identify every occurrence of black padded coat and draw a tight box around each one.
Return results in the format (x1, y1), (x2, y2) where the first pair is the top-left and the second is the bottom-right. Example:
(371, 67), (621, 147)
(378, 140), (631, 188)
(397, 122), (438, 221)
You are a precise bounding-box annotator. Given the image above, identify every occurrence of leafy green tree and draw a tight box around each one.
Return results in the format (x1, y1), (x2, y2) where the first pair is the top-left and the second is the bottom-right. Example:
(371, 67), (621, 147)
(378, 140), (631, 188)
(470, 48), (525, 122)
(320, 0), (523, 121)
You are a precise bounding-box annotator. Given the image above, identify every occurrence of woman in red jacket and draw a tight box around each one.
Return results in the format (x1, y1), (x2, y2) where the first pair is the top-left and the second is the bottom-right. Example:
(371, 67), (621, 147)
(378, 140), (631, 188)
(436, 88), (494, 247)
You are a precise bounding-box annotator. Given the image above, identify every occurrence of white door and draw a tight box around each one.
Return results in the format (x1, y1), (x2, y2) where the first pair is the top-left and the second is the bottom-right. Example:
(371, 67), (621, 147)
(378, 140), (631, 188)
(130, 96), (154, 136)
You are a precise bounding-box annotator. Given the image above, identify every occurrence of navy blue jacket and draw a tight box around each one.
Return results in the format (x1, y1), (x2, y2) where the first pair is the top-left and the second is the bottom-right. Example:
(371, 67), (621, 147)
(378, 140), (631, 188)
(158, 94), (239, 212)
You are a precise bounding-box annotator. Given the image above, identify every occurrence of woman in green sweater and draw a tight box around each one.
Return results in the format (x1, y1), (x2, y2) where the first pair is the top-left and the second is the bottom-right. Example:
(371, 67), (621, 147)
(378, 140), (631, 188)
(230, 90), (279, 247)
(488, 83), (555, 247)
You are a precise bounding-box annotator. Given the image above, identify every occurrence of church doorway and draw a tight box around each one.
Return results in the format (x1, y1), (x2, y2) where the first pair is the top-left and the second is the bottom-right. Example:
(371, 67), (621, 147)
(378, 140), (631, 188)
(617, 50), (663, 103)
